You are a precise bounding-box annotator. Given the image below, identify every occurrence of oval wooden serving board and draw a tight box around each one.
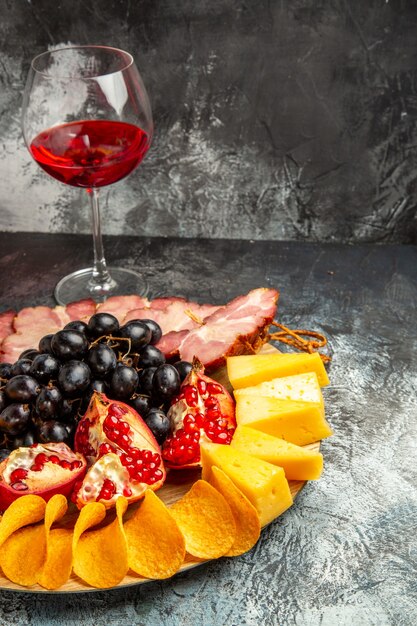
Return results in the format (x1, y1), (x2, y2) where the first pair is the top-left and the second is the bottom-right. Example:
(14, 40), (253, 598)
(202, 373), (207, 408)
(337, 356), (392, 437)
(0, 344), (320, 593)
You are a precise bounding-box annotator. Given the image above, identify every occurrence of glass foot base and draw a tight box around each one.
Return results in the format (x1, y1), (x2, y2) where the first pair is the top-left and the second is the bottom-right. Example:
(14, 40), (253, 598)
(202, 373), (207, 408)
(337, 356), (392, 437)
(54, 267), (148, 306)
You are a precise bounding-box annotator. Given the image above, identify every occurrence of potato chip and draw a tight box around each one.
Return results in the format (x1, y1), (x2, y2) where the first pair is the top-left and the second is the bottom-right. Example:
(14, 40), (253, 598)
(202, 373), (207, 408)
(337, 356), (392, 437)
(37, 494), (73, 590)
(208, 466), (261, 556)
(73, 496), (129, 588)
(169, 480), (236, 559)
(124, 490), (185, 579)
(0, 495), (46, 547)
(0, 524), (46, 586)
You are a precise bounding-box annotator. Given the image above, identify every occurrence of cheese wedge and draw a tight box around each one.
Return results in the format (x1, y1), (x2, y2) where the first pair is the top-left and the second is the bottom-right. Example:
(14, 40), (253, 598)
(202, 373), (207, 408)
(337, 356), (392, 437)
(200, 442), (293, 527)
(227, 352), (329, 389)
(235, 395), (333, 445)
(234, 372), (323, 409)
(231, 425), (323, 480)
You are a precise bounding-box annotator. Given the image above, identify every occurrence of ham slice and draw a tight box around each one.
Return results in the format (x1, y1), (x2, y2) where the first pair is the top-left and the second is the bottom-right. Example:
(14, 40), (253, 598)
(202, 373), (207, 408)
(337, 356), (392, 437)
(178, 288), (279, 371)
(96, 295), (150, 322)
(66, 299), (96, 321)
(2, 305), (72, 363)
(0, 310), (15, 346)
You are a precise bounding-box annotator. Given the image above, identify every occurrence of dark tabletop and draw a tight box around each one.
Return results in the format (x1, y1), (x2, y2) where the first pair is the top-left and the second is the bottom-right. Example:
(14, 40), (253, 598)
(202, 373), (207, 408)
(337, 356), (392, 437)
(0, 233), (416, 626)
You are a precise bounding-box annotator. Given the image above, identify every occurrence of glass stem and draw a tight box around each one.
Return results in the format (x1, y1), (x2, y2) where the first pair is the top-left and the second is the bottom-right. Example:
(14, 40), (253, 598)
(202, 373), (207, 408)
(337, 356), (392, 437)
(87, 188), (115, 294)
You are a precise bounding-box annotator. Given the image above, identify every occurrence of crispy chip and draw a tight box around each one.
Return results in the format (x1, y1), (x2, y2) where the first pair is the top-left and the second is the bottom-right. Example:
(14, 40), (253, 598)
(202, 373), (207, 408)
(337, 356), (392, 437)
(124, 490), (185, 579)
(209, 466), (261, 556)
(0, 495), (46, 547)
(0, 524), (46, 586)
(169, 480), (236, 559)
(37, 494), (73, 590)
(73, 496), (129, 588)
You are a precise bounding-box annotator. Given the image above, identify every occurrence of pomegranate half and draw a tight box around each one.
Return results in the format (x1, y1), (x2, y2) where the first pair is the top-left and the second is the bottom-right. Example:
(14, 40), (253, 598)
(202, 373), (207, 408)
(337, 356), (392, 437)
(162, 358), (236, 468)
(0, 442), (87, 511)
(74, 392), (166, 509)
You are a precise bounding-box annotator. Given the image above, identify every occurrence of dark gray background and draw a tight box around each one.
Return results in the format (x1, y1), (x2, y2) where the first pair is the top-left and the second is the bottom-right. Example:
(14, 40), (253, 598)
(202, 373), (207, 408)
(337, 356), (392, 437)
(1, 0), (417, 243)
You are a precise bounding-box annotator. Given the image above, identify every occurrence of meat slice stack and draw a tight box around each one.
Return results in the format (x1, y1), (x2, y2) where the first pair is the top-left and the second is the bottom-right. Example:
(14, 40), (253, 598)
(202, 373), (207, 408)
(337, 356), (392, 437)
(0, 287), (279, 368)
(178, 287), (278, 371)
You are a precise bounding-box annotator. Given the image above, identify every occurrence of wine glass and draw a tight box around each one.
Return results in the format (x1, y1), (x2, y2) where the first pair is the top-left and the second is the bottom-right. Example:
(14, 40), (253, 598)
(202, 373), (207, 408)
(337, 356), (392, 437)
(22, 45), (153, 305)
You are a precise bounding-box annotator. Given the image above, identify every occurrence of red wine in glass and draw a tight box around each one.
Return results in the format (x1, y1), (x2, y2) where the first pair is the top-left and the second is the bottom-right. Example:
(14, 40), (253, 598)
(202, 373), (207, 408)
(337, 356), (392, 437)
(22, 46), (153, 305)
(30, 120), (150, 188)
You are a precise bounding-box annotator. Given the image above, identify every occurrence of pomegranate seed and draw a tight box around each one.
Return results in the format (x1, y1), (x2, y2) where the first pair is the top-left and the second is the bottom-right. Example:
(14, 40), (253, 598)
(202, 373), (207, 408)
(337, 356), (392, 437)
(206, 382), (223, 395)
(129, 448), (141, 459)
(153, 469), (163, 481)
(98, 443), (115, 457)
(123, 486), (132, 497)
(30, 463), (44, 472)
(59, 460), (72, 470)
(118, 434), (131, 448)
(205, 408), (221, 420)
(142, 450), (152, 462)
(118, 420), (131, 435)
(214, 431), (229, 442)
(70, 492), (78, 504)
(35, 453), (48, 465)
(49, 455), (60, 465)
(11, 481), (29, 491)
(197, 379), (207, 395)
(10, 468), (28, 482)
(195, 412), (205, 428)
(183, 385), (199, 407)
(104, 415), (119, 430)
(204, 396), (219, 409)
(70, 460), (82, 470)
(108, 405), (128, 418)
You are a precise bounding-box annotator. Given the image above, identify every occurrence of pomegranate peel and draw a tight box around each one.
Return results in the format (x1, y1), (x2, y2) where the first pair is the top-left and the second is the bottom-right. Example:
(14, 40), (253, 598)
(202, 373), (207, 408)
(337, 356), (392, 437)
(0, 443), (87, 512)
(162, 358), (236, 468)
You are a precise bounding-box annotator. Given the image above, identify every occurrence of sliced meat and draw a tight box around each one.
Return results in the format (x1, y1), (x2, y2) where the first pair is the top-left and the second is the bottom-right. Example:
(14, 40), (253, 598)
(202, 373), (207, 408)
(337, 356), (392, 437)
(0, 310), (15, 345)
(96, 295), (150, 322)
(66, 299), (96, 321)
(178, 287), (279, 371)
(1, 305), (70, 363)
(157, 330), (189, 360)
(13, 306), (70, 335)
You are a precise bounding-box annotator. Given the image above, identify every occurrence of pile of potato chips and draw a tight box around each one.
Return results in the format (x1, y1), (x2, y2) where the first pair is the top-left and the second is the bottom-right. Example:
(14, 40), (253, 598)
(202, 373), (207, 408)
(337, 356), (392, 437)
(0, 468), (261, 590)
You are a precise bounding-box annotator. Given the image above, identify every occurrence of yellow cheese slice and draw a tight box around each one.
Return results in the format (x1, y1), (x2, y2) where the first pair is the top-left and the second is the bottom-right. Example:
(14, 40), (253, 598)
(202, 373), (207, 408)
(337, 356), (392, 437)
(234, 372), (323, 408)
(200, 442), (293, 527)
(227, 352), (330, 389)
(235, 395), (333, 445)
(231, 425), (323, 480)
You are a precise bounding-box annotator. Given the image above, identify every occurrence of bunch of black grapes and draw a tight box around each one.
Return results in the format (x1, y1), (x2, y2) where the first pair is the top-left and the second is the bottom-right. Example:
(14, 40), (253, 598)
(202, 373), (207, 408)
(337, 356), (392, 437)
(0, 313), (192, 461)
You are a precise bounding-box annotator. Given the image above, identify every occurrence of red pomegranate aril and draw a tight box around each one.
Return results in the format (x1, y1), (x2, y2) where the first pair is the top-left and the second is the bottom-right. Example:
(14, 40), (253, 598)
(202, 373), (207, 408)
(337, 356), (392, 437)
(11, 481), (29, 491)
(205, 408), (221, 420)
(206, 382), (223, 395)
(197, 379), (207, 395)
(204, 396), (219, 410)
(70, 460), (82, 470)
(108, 405), (128, 418)
(118, 434), (131, 448)
(129, 448), (141, 460)
(35, 453), (48, 465)
(49, 455), (60, 465)
(59, 460), (72, 470)
(183, 385), (199, 407)
(194, 412), (205, 428)
(119, 421), (131, 435)
(30, 463), (44, 472)
(104, 415), (119, 430)
(9, 468), (28, 482)
(98, 443), (115, 457)
(123, 486), (132, 497)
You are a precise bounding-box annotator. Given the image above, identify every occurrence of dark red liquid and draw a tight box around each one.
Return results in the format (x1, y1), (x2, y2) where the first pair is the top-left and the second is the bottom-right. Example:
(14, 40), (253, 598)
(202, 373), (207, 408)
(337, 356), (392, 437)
(30, 120), (150, 188)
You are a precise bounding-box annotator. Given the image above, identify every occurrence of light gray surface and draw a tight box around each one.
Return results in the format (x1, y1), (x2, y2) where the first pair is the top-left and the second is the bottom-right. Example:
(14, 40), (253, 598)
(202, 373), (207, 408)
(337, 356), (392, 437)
(0, 234), (415, 625)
